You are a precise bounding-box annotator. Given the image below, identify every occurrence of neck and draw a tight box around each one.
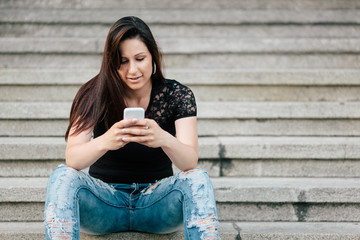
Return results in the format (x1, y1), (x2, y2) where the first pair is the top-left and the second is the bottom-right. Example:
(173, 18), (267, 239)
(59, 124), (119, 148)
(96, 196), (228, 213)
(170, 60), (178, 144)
(124, 81), (152, 109)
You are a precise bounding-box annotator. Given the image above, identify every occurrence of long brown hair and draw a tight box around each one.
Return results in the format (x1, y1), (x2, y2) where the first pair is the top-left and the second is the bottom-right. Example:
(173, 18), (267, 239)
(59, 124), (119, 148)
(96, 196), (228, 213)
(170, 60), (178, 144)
(65, 16), (165, 140)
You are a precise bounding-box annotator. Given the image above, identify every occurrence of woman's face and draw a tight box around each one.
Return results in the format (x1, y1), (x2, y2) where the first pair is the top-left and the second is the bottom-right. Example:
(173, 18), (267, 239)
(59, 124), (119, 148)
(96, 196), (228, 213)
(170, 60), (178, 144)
(118, 38), (153, 93)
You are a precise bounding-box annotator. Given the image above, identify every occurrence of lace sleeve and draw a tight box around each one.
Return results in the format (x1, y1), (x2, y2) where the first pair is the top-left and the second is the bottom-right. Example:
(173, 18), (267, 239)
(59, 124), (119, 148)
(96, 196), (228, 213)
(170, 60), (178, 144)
(172, 82), (197, 120)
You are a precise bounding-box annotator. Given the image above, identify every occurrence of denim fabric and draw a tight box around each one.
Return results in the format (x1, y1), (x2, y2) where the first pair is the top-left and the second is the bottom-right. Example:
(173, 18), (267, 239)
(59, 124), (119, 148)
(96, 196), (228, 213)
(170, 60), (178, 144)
(44, 164), (220, 239)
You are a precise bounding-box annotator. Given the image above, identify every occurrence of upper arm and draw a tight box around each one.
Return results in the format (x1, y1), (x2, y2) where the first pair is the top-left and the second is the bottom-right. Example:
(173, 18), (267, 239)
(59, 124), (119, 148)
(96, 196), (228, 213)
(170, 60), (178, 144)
(174, 116), (198, 152)
(66, 126), (93, 149)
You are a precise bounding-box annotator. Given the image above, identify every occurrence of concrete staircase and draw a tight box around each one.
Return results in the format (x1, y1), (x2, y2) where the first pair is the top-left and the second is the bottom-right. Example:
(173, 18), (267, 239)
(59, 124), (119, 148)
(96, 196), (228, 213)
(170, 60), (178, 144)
(1, 0), (360, 239)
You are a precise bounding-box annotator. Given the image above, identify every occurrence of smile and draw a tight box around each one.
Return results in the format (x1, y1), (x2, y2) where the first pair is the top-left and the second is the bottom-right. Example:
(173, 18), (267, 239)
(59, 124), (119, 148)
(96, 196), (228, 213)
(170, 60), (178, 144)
(128, 76), (142, 81)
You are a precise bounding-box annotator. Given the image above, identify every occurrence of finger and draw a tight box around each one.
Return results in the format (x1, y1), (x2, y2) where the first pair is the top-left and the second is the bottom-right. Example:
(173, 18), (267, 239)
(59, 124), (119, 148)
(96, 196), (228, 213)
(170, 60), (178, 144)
(122, 128), (147, 136)
(122, 136), (146, 143)
(118, 118), (139, 128)
(125, 125), (149, 130)
(134, 119), (151, 127)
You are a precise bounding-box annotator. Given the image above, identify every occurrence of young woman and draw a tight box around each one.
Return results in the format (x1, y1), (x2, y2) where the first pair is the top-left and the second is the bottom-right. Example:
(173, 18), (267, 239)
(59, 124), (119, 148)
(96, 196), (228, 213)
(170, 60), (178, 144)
(44, 16), (220, 239)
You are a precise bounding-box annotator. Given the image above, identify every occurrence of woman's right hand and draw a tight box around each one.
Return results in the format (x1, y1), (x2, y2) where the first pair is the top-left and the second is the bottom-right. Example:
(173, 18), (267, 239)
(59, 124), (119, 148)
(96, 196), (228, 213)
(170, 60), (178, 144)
(100, 118), (139, 151)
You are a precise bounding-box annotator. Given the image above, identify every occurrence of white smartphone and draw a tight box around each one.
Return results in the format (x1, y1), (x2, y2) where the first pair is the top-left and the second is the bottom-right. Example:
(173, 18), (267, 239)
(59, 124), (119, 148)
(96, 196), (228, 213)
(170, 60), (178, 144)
(123, 107), (145, 120)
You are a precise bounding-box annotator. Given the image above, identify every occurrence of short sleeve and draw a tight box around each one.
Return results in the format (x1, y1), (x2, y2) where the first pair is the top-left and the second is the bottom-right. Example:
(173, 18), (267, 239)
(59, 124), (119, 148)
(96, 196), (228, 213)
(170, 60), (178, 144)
(172, 81), (197, 120)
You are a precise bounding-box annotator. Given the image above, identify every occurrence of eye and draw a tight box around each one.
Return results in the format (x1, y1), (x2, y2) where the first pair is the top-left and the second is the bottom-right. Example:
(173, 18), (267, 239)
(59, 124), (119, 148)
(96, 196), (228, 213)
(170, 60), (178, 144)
(137, 57), (145, 61)
(121, 60), (128, 64)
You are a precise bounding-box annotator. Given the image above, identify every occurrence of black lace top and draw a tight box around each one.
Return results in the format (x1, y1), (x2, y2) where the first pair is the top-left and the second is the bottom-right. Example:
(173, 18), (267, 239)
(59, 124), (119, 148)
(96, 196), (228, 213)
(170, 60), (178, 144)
(89, 79), (197, 184)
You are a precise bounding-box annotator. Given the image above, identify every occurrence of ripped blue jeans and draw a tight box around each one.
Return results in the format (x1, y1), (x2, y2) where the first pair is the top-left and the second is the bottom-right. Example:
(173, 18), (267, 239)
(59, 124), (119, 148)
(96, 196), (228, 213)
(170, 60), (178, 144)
(44, 164), (220, 239)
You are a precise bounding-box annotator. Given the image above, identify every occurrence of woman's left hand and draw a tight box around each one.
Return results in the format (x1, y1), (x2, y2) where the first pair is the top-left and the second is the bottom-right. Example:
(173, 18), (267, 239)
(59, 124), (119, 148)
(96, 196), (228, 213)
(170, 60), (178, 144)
(121, 118), (170, 148)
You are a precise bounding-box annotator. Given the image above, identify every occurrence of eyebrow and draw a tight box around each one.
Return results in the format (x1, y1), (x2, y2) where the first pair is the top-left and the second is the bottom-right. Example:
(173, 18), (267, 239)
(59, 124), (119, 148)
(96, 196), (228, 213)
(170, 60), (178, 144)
(121, 52), (147, 59)
(134, 52), (146, 56)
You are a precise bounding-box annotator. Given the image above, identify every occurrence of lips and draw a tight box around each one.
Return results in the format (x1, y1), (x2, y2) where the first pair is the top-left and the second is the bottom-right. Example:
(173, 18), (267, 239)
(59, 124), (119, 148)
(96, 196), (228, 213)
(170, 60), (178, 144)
(127, 76), (142, 82)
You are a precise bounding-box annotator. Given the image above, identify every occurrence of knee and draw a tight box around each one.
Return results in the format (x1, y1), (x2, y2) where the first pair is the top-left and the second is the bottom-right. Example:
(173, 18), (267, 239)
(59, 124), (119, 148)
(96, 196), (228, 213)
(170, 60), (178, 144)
(176, 168), (217, 210)
(176, 168), (213, 191)
(178, 168), (210, 184)
(47, 164), (84, 190)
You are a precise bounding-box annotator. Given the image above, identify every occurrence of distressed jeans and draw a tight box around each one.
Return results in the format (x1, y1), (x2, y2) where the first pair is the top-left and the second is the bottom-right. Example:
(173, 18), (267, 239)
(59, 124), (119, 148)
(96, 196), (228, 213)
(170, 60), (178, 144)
(44, 164), (220, 239)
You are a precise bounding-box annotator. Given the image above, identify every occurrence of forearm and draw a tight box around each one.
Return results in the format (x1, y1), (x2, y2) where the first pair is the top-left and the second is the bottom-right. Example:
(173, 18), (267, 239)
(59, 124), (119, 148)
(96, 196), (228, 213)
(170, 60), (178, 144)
(161, 132), (198, 171)
(65, 119), (135, 170)
(65, 136), (107, 170)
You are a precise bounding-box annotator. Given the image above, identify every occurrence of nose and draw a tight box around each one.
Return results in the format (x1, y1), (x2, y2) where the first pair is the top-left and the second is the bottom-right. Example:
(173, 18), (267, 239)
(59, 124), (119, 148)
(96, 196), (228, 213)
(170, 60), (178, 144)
(128, 60), (137, 74)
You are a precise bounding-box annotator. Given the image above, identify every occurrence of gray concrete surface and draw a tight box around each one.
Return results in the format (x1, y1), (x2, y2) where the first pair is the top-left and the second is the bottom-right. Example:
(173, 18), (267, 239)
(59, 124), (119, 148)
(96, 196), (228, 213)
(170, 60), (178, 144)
(1, 222), (360, 240)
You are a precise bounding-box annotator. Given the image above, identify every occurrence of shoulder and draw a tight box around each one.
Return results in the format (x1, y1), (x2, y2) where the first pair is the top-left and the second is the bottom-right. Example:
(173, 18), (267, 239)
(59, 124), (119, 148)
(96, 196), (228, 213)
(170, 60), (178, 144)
(161, 79), (194, 97)
(162, 79), (197, 119)
(166, 79), (187, 89)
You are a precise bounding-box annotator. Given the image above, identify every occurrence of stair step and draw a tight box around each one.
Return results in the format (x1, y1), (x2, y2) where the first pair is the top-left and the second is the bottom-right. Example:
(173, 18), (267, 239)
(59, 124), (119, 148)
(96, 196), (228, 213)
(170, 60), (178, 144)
(1, 101), (359, 120)
(1, 136), (360, 160)
(2, 71), (360, 101)
(2, 85), (360, 102)
(1, 37), (360, 54)
(2, 54), (360, 69)
(218, 136), (360, 159)
(2, 69), (360, 102)
(2, 24), (360, 38)
(2, 0), (359, 10)
(2, 119), (360, 138)
(2, 69), (360, 85)
(221, 158), (360, 178)
(1, 222), (360, 240)
(1, 9), (358, 24)
(1, 102), (359, 137)
(1, 177), (360, 222)
(1, 137), (359, 178)
(1, 156), (360, 178)
(3, 177), (359, 203)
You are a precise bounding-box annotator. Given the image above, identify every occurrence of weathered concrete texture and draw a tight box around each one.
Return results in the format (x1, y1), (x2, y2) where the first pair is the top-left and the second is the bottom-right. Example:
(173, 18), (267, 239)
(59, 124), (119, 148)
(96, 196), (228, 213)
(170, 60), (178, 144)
(2, 101), (360, 120)
(0, 203), (44, 221)
(219, 136), (360, 159)
(1, 222), (360, 240)
(2, 200), (360, 226)
(0, 157), (358, 179)
(0, 102), (71, 119)
(2, 119), (360, 137)
(1, 177), (360, 222)
(237, 222), (360, 239)
(2, 54), (360, 69)
(221, 159), (360, 177)
(0, 221), (238, 240)
(213, 177), (360, 203)
(2, 69), (360, 86)
(192, 85), (360, 102)
(164, 54), (360, 69)
(218, 203), (298, 221)
(4, 85), (360, 102)
(219, 202), (360, 222)
(2, 136), (360, 161)
(199, 101), (360, 119)
(199, 119), (360, 137)
(3, 177), (360, 204)
(0, 160), (64, 177)
(2, 38), (360, 54)
(0, 85), (79, 101)
(0, 137), (66, 160)
(2, 24), (360, 38)
(0, 9), (358, 24)
(198, 137), (221, 159)
(2, 0), (360, 10)
(0, 159), (216, 178)
(0, 120), (68, 137)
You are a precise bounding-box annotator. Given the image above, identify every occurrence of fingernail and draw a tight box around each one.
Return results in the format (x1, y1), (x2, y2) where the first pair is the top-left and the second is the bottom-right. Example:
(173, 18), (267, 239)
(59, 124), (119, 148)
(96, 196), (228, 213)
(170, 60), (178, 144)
(122, 137), (127, 142)
(122, 129), (127, 133)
